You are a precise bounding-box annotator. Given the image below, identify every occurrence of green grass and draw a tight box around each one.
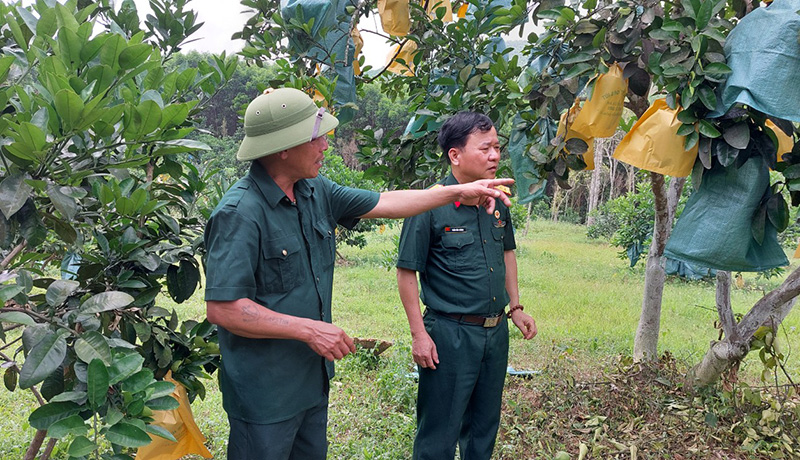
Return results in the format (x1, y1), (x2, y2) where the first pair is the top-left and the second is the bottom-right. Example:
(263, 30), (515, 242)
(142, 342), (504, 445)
(3, 220), (800, 459)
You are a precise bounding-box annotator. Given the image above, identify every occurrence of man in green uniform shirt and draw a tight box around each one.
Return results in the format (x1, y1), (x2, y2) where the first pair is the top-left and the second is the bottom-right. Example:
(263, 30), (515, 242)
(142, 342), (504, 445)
(204, 88), (514, 460)
(396, 111), (538, 460)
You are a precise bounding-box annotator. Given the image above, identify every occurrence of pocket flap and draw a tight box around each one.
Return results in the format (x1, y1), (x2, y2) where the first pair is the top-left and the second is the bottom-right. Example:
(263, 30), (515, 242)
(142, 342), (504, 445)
(262, 236), (301, 260)
(441, 232), (474, 249)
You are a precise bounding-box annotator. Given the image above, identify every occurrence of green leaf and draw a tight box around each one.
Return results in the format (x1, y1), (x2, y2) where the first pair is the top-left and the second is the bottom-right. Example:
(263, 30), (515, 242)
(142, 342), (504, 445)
(50, 390), (87, 403)
(108, 351), (145, 385)
(45, 280), (80, 307)
(695, 0), (712, 29)
(713, 139), (739, 167)
(146, 423), (177, 442)
(782, 163), (800, 180)
(147, 380), (176, 399)
(118, 43), (153, 70)
(54, 88), (84, 132)
(677, 123), (696, 136)
(0, 174), (33, 219)
(28, 401), (81, 430)
(767, 194), (789, 232)
(46, 183), (78, 221)
(80, 291), (134, 314)
(166, 259), (200, 304)
(752, 204), (767, 245)
(122, 369), (155, 394)
(106, 422), (153, 448)
(67, 435), (96, 457)
(160, 104), (190, 129)
(19, 331), (67, 389)
(704, 62), (732, 75)
(4, 367), (17, 391)
(47, 414), (87, 439)
(697, 86), (717, 111)
(75, 331), (112, 365)
(0, 311), (35, 326)
(146, 395), (180, 411)
(723, 122), (750, 149)
(698, 120), (721, 138)
(87, 358), (109, 409)
(137, 99), (162, 136)
(0, 56), (16, 83)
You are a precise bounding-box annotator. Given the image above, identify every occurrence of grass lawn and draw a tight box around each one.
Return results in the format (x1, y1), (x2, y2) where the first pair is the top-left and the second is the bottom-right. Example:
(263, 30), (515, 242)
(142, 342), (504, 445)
(2, 220), (799, 459)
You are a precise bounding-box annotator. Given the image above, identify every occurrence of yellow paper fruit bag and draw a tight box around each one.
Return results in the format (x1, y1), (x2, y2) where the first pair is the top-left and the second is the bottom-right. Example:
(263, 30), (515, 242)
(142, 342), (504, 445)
(386, 40), (418, 76)
(135, 373), (212, 460)
(378, 0), (410, 36)
(613, 98), (698, 177)
(571, 63), (628, 139)
(351, 27), (364, 75)
(765, 119), (794, 162)
(557, 108), (595, 170)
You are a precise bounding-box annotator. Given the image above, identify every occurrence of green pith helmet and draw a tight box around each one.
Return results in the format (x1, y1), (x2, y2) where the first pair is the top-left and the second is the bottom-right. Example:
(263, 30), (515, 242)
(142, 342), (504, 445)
(236, 88), (339, 161)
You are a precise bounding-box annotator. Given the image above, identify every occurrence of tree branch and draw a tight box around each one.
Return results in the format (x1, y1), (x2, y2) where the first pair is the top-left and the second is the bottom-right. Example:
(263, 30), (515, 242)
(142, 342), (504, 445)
(1, 240), (27, 270)
(738, 267), (800, 339)
(715, 271), (739, 341)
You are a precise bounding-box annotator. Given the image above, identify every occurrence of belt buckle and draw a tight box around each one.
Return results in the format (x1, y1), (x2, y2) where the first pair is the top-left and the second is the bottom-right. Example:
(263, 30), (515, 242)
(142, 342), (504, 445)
(483, 315), (500, 328)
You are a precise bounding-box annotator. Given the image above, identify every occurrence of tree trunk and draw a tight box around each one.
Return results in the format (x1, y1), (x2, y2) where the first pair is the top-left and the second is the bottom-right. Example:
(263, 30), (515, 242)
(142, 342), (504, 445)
(586, 139), (603, 227)
(633, 173), (670, 360)
(688, 268), (800, 386)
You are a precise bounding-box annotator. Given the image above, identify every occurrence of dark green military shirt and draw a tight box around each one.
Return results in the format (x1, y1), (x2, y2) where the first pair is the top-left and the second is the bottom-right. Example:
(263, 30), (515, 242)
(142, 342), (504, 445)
(204, 162), (379, 424)
(396, 173), (515, 315)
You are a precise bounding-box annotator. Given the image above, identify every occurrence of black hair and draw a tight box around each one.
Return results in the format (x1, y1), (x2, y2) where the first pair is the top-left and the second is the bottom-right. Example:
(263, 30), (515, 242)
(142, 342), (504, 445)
(437, 112), (495, 164)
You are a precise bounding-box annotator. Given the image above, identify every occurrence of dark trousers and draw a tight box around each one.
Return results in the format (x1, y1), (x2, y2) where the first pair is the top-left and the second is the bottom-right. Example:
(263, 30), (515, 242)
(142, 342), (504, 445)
(413, 310), (510, 460)
(227, 397), (328, 460)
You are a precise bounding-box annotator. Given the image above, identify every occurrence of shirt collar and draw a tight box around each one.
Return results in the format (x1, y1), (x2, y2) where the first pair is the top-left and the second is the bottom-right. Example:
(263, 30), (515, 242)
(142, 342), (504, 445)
(443, 172), (460, 186)
(248, 161), (314, 208)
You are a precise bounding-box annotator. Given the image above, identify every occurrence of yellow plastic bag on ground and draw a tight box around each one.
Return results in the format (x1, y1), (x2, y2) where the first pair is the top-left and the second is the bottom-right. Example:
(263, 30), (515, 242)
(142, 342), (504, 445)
(386, 40), (417, 76)
(136, 373), (212, 460)
(557, 107), (595, 170)
(613, 98), (698, 177)
(571, 63), (628, 138)
(378, 0), (410, 36)
(426, 0), (453, 21)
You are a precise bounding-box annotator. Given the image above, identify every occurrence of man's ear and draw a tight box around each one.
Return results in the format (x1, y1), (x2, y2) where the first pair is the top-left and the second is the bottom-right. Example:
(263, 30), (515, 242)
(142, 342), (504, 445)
(448, 147), (460, 165)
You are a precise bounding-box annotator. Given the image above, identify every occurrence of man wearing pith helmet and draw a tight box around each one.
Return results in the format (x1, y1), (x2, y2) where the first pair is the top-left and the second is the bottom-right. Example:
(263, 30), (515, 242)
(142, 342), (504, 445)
(203, 87), (515, 460)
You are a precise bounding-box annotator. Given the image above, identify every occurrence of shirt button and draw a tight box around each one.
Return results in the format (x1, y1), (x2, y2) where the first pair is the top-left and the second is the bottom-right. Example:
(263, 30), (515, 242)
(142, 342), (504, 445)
(316, 277), (320, 282)
(282, 249), (288, 256)
(492, 296), (496, 301)
(490, 267), (494, 272)
(483, 239), (487, 244)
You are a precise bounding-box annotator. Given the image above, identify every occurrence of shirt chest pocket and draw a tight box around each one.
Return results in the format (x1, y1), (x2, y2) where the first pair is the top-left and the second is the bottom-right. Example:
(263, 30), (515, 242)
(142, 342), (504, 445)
(440, 231), (475, 271)
(261, 236), (303, 293)
(313, 218), (336, 270)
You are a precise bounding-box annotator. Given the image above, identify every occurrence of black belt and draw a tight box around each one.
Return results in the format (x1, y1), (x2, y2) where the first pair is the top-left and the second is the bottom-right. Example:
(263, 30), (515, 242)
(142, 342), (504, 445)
(430, 309), (505, 328)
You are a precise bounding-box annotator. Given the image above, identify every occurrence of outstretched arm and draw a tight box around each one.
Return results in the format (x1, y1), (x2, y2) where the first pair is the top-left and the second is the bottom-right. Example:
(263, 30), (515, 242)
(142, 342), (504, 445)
(505, 250), (537, 340)
(361, 178), (513, 219)
(207, 298), (355, 361)
(397, 267), (439, 369)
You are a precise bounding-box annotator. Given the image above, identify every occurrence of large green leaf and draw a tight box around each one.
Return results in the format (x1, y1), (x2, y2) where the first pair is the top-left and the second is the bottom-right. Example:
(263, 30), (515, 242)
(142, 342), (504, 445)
(146, 395), (180, 411)
(19, 331), (67, 389)
(108, 351), (145, 385)
(45, 279), (80, 307)
(46, 183), (78, 221)
(118, 43), (153, 70)
(54, 88), (85, 132)
(106, 422), (153, 448)
(67, 435), (97, 457)
(723, 122), (750, 150)
(767, 194), (789, 233)
(0, 311), (35, 326)
(0, 174), (33, 219)
(47, 414), (88, 439)
(166, 259), (200, 303)
(122, 369), (155, 394)
(56, 26), (81, 70)
(694, 0), (712, 30)
(136, 99), (162, 136)
(80, 291), (134, 314)
(28, 401), (81, 430)
(87, 358), (109, 409)
(75, 331), (112, 365)
(146, 423), (177, 442)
